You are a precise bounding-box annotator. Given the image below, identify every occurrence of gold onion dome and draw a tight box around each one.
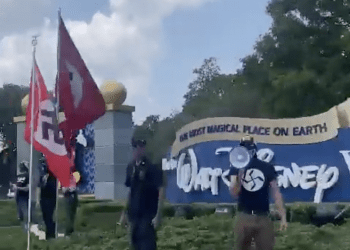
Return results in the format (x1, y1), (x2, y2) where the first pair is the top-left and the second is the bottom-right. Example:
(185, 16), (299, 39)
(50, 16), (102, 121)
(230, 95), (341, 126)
(100, 80), (127, 108)
(20, 80), (127, 114)
(21, 94), (29, 114)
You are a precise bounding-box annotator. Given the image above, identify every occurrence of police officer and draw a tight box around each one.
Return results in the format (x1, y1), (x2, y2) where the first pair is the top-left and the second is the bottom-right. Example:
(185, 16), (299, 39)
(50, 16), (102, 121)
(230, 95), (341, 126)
(14, 161), (30, 232)
(38, 155), (57, 240)
(229, 135), (288, 250)
(125, 138), (164, 250)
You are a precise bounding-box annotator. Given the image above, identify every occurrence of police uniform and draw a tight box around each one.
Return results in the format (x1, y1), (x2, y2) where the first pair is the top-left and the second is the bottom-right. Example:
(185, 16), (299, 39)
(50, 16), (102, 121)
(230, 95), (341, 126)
(125, 156), (163, 250)
(39, 159), (57, 239)
(229, 136), (277, 250)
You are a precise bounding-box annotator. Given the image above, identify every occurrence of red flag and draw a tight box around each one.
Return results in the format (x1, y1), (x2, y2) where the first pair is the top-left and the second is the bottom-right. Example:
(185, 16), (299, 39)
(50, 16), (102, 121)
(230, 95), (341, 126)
(56, 14), (105, 147)
(24, 59), (48, 144)
(24, 60), (72, 187)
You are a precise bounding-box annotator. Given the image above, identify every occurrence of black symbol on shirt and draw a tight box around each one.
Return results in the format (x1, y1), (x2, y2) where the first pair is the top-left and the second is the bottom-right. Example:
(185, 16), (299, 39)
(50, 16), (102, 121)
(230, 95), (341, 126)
(41, 109), (64, 145)
(242, 170), (264, 190)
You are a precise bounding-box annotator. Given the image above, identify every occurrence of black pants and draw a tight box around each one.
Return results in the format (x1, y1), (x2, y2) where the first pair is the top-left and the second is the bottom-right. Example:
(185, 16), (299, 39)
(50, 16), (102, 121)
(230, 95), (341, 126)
(40, 197), (56, 239)
(64, 191), (78, 236)
(129, 217), (157, 250)
(16, 195), (36, 231)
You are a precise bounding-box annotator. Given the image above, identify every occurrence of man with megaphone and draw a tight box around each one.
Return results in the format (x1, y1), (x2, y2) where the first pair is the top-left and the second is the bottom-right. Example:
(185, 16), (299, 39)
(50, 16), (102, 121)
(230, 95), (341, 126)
(229, 135), (287, 250)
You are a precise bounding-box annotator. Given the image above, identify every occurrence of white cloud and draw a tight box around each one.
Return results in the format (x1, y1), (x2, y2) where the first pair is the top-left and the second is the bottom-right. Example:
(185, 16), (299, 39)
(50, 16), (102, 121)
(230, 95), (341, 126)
(0, 18), (56, 87)
(0, 0), (215, 124)
(0, 0), (51, 36)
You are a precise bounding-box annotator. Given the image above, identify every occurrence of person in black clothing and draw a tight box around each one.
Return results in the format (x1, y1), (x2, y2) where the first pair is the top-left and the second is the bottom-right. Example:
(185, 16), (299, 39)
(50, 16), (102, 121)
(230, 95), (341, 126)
(62, 133), (80, 238)
(38, 155), (57, 240)
(125, 138), (164, 250)
(229, 135), (287, 250)
(62, 167), (78, 237)
(14, 161), (30, 232)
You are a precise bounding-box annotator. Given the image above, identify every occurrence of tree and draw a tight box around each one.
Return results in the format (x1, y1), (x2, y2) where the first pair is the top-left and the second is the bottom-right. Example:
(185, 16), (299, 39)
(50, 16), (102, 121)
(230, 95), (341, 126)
(0, 84), (29, 144)
(183, 57), (220, 106)
(132, 0), (350, 164)
(0, 83), (29, 198)
(183, 73), (263, 119)
(240, 0), (350, 118)
(133, 115), (176, 164)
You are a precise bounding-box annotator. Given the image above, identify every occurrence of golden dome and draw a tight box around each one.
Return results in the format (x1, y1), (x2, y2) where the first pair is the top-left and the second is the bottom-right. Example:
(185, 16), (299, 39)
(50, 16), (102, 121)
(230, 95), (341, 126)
(21, 94), (29, 114)
(21, 80), (128, 115)
(100, 80), (127, 107)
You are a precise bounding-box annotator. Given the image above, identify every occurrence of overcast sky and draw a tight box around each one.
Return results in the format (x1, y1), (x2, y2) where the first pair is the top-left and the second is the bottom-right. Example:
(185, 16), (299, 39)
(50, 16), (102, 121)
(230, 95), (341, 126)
(0, 0), (272, 124)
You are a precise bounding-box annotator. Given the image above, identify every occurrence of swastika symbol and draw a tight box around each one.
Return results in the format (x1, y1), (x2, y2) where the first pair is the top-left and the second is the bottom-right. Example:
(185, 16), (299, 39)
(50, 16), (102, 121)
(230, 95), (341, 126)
(41, 109), (64, 145)
(241, 169), (265, 192)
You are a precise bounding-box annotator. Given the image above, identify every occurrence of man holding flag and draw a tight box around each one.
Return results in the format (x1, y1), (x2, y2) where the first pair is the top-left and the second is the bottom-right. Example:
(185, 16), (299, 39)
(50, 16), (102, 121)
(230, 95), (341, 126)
(55, 11), (106, 237)
(24, 10), (105, 244)
(24, 54), (74, 243)
(24, 60), (73, 189)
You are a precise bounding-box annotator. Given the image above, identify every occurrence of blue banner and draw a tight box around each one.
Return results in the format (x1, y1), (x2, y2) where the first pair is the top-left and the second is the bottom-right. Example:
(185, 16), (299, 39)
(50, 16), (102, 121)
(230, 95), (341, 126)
(162, 128), (350, 204)
(75, 124), (96, 194)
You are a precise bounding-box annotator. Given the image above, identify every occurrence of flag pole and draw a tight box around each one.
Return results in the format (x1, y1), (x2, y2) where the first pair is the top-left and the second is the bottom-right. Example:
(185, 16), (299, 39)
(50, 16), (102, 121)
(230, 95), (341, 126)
(27, 35), (38, 250)
(55, 7), (61, 239)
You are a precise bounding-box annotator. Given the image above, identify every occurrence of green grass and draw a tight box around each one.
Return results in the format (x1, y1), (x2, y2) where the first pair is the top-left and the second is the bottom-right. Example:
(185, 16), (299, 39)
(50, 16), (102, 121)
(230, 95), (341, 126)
(2, 215), (350, 250)
(0, 201), (20, 227)
(0, 227), (28, 250)
(2, 200), (350, 249)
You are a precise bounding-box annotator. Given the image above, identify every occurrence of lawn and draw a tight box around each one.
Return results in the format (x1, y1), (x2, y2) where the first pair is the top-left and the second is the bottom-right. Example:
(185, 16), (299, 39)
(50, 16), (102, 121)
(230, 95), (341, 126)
(0, 199), (349, 249)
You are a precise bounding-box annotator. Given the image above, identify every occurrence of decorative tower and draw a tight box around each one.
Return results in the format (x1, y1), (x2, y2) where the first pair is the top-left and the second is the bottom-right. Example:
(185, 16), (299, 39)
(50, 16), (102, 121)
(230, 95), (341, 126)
(14, 80), (135, 200)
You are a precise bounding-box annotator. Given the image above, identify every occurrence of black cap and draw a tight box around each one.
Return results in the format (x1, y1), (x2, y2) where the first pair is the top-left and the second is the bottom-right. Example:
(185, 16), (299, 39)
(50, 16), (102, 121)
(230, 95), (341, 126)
(239, 135), (257, 155)
(240, 135), (254, 145)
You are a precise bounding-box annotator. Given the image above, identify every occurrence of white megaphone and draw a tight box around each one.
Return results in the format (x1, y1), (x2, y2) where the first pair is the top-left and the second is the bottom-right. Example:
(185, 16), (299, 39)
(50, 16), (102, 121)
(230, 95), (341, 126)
(229, 146), (251, 169)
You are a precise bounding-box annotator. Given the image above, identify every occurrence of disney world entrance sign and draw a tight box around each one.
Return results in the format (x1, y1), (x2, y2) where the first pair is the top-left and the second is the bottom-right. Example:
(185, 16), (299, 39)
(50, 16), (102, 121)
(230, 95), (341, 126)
(163, 99), (350, 203)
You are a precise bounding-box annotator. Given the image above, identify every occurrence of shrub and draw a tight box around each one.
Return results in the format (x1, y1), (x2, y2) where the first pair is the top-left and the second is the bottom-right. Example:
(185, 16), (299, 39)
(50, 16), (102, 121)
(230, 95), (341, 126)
(162, 204), (176, 217)
(78, 199), (113, 205)
(288, 204), (317, 224)
(191, 204), (216, 217)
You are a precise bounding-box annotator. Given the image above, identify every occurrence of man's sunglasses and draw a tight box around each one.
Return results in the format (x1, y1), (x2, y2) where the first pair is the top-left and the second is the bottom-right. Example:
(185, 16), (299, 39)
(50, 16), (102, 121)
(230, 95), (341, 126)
(132, 140), (146, 148)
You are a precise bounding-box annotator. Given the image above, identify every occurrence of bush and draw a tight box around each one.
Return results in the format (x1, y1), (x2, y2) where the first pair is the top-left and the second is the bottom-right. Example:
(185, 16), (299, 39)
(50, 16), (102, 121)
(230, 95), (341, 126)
(162, 204), (176, 217)
(4, 197), (343, 229)
(191, 204), (216, 217)
(173, 205), (195, 219)
(288, 204), (316, 224)
(335, 204), (350, 218)
(76, 203), (125, 232)
(78, 199), (113, 205)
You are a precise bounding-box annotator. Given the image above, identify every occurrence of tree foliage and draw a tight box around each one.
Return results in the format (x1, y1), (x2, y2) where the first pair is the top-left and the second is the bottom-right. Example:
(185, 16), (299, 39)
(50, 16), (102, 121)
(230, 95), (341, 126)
(0, 84), (29, 143)
(183, 57), (220, 106)
(133, 0), (350, 165)
(241, 0), (350, 118)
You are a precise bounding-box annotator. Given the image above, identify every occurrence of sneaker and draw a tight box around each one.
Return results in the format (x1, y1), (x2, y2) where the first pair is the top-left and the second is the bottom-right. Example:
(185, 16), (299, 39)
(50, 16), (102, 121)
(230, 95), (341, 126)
(30, 224), (39, 234)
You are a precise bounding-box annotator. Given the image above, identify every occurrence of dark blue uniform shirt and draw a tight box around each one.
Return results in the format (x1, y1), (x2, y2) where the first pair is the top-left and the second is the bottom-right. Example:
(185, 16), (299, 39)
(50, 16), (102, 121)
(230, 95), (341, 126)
(125, 156), (163, 221)
(229, 157), (277, 213)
